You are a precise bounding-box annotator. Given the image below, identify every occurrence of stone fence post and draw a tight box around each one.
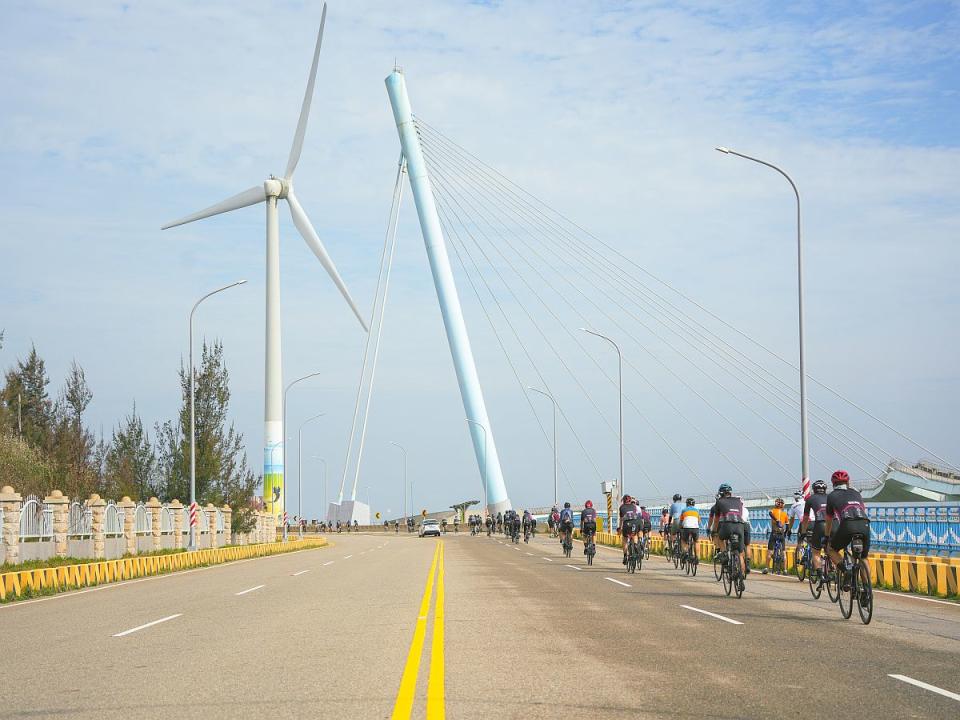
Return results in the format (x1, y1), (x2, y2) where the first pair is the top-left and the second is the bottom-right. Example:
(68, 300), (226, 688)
(265, 511), (276, 543)
(1, 486), (22, 565)
(45, 490), (69, 558)
(147, 497), (162, 551)
(221, 505), (233, 545)
(89, 494), (106, 559)
(206, 503), (217, 548)
(119, 497), (136, 556)
(169, 499), (183, 549)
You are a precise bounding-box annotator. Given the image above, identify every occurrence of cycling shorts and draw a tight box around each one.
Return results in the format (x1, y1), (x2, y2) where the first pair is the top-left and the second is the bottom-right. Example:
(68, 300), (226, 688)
(829, 519), (870, 556)
(620, 518), (639, 536)
(670, 520), (681, 534)
(642, 520), (652, 533)
(810, 521), (826, 550)
(681, 528), (699, 543)
(717, 521), (744, 548)
(581, 520), (596, 535)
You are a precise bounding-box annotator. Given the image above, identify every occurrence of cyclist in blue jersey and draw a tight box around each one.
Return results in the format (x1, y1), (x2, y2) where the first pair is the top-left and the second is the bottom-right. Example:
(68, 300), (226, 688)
(668, 493), (685, 548)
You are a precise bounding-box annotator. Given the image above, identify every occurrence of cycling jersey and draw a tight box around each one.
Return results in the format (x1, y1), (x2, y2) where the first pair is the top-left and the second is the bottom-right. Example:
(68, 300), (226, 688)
(522, 512), (532, 525)
(787, 499), (809, 524)
(580, 507), (597, 524)
(559, 508), (573, 524)
(711, 496), (745, 523)
(769, 507), (789, 531)
(803, 494), (828, 522)
(826, 487), (868, 524)
(668, 501), (685, 522)
(619, 503), (639, 520)
(680, 507), (700, 529)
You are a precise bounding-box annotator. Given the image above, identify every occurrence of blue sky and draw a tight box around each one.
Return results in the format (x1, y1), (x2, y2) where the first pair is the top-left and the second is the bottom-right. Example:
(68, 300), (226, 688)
(1, 1), (958, 517)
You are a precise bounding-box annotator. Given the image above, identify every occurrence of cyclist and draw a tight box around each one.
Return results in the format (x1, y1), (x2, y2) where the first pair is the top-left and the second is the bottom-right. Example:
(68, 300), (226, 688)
(668, 493), (685, 549)
(496, 512), (503, 534)
(522, 509), (533, 540)
(558, 502), (574, 548)
(659, 508), (670, 539)
(485, 514), (493, 536)
(786, 491), (806, 541)
(799, 480), (829, 579)
(764, 498), (789, 574)
(708, 484), (747, 578)
(511, 509), (522, 541)
(680, 498), (700, 560)
(824, 470), (871, 570)
(550, 506), (561, 537)
(580, 500), (598, 554)
(639, 505), (652, 551)
(619, 494), (641, 564)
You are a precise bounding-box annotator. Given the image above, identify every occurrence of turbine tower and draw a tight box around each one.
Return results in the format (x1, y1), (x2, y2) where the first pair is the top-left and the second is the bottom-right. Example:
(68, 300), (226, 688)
(162, 3), (368, 527)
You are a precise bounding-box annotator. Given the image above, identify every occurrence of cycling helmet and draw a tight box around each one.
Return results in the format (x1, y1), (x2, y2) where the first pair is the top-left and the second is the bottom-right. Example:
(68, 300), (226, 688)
(661, 507), (668, 514)
(686, 497), (695, 506)
(831, 469), (850, 486)
(672, 493), (682, 502)
(640, 505), (646, 511)
(585, 499), (593, 509)
(622, 494), (632, 504)
(813, 480), (827, 494)
(774, 497), (784, 507)
(564, 501), (571, 509)
(718, 483), (732, 496)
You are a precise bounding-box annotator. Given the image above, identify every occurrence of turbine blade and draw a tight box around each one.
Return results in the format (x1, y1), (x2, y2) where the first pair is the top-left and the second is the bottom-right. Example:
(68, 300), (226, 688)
(286, 190), (369, 332)
(285, 2), (327, 179)
(161, 186), (266, 230)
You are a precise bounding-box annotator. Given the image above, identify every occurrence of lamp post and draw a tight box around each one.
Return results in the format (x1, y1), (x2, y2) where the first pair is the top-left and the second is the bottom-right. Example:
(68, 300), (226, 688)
(466, 419), (488, 515)
(581, 328), (624, 523)
(297, 412), (325, 537)
(389, 441), (407, 528)
(715, 147), (810, 495)
(189, 279), (247, 550)
(526, 388), (558, 507)
(282, 371), (322, 540)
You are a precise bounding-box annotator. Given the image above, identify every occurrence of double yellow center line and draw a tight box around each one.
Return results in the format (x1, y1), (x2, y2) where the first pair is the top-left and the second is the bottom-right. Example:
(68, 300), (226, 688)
(392, 541), (445, 719)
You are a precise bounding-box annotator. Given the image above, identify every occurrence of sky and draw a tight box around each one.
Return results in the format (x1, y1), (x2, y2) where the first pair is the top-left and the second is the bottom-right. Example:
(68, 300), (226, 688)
(1, 1), (958, 518)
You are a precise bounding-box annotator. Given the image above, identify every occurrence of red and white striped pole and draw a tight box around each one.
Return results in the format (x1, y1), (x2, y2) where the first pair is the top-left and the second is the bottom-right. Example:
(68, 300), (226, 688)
(801, 477), (812, 499)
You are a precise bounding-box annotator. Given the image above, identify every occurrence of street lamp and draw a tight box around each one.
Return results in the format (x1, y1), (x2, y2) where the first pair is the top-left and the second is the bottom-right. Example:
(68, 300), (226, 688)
(297, 412), (325, 537)
(581, 328), (624, 524)
(282, 371), (323, 540)
(466, 419), (488, 515)
(189, 279), (247, 550)
(715, 146), (810, 494)
(526, 388), (558, 506)
(389, 441), (407, 527)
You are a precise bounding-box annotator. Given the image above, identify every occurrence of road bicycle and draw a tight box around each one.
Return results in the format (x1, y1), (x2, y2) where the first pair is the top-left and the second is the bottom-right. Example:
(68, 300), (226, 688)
(837, 534), (873, 625)
(769, 531), (786, 575)
(626, 536), (639, 574)
(523, 525), (531, 543)
(794, 531), (812, 582)
(584, 531), (596, 566)
(684, 538), (699, 577)
(672, 534), (683, 570)
(642, 534), (651, 561)
(721, 530), (746, 599)
(713, 546), (724, 581)
(561, 530), (573, 558)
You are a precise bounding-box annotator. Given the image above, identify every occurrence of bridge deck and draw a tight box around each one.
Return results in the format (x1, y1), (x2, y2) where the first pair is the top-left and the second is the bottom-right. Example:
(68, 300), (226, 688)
(1, 532), (957, 718)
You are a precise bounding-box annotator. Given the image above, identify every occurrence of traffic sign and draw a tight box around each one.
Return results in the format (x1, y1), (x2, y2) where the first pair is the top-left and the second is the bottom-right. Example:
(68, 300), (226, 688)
(422, 509), (427, 517)
(375, 512), (381, 519)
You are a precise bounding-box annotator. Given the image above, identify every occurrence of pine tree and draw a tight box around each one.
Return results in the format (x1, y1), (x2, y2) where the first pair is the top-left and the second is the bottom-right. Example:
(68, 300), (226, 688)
(1, 345), (54, 450)
(105, 403), (157, 501)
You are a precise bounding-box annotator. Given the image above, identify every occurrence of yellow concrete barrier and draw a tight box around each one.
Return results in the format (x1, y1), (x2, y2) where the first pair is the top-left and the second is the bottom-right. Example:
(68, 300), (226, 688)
(575, 529), (958, 600)
(0, 538), (328, 602)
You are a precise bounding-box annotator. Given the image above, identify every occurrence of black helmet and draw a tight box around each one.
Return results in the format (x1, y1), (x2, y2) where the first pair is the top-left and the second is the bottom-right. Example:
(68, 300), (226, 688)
(686, 497), (695, 506)
(672, 493), (682, 502)
(718, 483), (732, 496)
(564, 502), (571, 509)
(813, 480), (827, 494)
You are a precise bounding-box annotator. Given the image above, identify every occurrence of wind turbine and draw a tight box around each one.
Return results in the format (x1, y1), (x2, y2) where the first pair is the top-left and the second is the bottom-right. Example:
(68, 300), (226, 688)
(162, 3), (368, 528)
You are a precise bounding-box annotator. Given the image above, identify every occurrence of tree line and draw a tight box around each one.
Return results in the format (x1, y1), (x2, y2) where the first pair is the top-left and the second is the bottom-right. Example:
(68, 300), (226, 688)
(0, 332), (258, 532)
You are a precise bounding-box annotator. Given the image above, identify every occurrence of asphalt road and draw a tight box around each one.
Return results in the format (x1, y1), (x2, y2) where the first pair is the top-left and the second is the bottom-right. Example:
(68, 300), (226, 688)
(1, 530), (958, 719)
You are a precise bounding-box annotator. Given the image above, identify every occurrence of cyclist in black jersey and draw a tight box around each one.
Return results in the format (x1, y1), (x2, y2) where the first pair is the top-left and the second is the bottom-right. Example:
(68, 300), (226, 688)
(824, 470), (871, 569)
(580, 500), (598, 554)
(709, 484), (747, 578)
(800, 480), (829, 579)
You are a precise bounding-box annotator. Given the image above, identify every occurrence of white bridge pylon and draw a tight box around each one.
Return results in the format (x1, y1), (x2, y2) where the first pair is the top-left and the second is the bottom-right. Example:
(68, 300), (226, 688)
(385, 69), (512, 515)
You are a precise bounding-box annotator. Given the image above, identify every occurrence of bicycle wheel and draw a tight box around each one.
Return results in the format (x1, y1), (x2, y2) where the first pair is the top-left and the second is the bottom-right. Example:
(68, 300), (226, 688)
(713, 552), (722, 581)
(722, 561), (733, 596)
(796, 547), (807, 582)
(857, 561), (873, 625)
(838, 563), (854, 619)
(809, 565), (822, 599)
(826, 560), (840, 603)
(644, 540), (651, 561)
(673, 543), (680, 570)
(690, 551), (698, 577)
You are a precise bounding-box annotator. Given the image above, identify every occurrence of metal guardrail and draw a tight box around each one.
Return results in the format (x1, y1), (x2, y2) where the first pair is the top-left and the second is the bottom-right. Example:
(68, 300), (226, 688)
(197, 507), (208, 533)
(19, 496), (53, 540)
(68, 502), (92, 537)
(216, 508), (225, 533)
(160, 506), (174, 534)
(103, 502), (123, 537)
(134, 504), (151, 535)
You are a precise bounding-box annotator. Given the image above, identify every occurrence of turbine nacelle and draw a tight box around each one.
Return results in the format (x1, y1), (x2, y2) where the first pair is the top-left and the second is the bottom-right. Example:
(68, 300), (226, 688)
(264, 177), (288, 199)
